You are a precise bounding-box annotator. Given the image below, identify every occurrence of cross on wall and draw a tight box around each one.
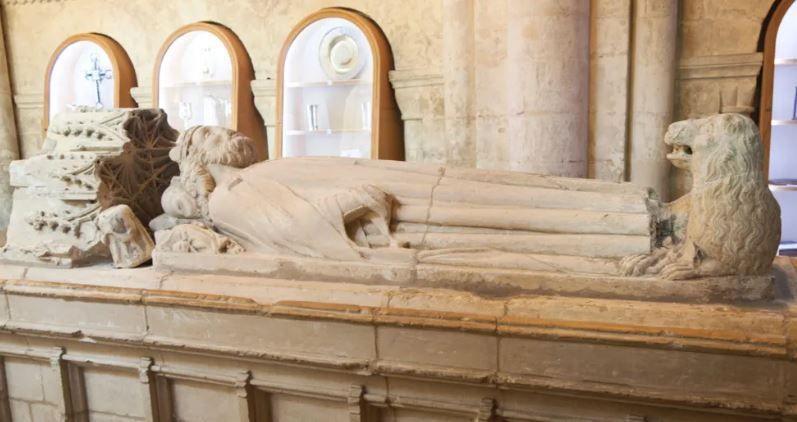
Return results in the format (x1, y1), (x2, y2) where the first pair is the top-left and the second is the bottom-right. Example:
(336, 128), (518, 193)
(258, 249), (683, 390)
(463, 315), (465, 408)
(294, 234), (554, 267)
(84, 52), (113, 108)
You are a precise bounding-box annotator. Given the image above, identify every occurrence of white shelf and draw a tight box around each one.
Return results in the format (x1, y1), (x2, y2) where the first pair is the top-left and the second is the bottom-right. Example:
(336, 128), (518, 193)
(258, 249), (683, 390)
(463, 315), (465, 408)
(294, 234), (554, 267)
(771, 185), (797, 191)
(772, 120), (797, 126)
(285, 79), (371, 88)
(286, 129), (371, 136)
(163, 80), (231, 89)
(775, 58), (797, 66)
(770, 179), (797, 191)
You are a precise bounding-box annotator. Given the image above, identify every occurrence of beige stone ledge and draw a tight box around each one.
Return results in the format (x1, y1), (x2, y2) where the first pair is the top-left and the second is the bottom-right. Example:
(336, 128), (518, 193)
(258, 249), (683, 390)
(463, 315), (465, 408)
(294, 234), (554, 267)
(678, 53), (763, 80)
(11, 92), (42, 110)
(0, 260), (793, 357)
(388, 69), (444, 89)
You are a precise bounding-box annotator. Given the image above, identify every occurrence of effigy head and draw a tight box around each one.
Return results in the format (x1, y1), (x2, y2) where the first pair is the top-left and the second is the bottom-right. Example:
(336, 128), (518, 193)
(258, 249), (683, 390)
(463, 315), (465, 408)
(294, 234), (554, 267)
(170, 125), (259, 169)
(665, 113), (765, 183)
(158, 126), (260, 224)
(161, 177), (201, 219)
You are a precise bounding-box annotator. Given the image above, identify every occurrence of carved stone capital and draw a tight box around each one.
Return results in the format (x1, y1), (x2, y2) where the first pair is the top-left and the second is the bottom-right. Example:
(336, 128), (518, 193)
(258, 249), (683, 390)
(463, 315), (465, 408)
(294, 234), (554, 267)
(130, 87), (153, 109)
(388, 69), (444, 121)
(12, 92), (43, 110)
(678, 53), (763, 80)
(250, 78), (277, 127)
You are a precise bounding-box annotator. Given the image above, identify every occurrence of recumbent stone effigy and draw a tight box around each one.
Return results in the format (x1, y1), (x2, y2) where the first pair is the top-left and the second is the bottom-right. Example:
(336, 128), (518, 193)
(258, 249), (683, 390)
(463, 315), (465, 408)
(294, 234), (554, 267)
(144, 112), (780, 300)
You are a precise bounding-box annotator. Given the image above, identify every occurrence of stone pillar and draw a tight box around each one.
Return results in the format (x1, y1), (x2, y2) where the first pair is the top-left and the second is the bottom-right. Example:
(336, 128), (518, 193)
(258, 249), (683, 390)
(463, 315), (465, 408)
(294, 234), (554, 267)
(588, 0), (632, 182)
(250, 78), (277, 159)
(628, 0), (678, 200)
(0, 6), (20, 245)
(505, 0), (590, 177)
(442, 0), (476, 167)
(389, 70), (446, 163)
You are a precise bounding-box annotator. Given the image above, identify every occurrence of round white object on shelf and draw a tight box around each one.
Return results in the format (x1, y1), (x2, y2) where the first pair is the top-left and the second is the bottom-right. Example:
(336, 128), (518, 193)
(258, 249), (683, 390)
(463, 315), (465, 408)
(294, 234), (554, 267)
(319, 26), (367, 80)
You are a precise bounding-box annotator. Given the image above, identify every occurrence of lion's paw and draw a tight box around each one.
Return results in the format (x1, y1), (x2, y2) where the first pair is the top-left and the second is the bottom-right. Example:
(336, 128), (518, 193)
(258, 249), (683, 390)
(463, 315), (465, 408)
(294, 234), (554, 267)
(660, 262), (698, 280)
(620, 254), (656, 277)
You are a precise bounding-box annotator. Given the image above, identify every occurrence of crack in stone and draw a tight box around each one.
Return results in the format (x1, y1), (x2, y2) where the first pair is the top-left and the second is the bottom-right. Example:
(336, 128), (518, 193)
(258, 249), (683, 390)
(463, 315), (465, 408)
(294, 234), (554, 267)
(419, 168), (446, 251)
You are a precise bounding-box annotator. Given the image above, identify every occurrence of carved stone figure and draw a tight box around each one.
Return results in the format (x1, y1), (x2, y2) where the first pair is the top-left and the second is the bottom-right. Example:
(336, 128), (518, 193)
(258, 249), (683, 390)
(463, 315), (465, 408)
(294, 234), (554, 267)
(151, 125), (258, 256)
(161, 125), (259, 223)
(154, 224), (243, 254)
(0, 109), (177, 267)
(153, 114), (779, 294)
(621, 114), (781, 279)
(154, 126), (657, 278)
(97, 205), (155, 268)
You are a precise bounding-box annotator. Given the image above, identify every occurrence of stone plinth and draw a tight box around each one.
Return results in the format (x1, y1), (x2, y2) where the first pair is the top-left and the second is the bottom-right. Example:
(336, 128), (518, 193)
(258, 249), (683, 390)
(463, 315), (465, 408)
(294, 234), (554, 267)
(0, 258), (794, 421)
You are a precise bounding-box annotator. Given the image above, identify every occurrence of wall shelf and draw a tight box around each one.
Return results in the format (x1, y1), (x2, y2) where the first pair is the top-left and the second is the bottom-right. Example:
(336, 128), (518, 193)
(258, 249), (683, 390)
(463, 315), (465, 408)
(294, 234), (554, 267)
(770, 179), (797, 191)
(286, 129), (370, 136)
(153, 21), (266, 160)
(761, 0), (797, 253)
(275, 8), (403, 160)
(284, 79), (371, 88)
(162, 80), (233, 89)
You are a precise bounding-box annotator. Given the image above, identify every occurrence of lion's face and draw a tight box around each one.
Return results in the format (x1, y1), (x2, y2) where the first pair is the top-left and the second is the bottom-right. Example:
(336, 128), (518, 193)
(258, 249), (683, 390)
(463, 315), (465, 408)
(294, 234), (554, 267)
(664, 119), (699, 170)
(664, 114), (763, 182)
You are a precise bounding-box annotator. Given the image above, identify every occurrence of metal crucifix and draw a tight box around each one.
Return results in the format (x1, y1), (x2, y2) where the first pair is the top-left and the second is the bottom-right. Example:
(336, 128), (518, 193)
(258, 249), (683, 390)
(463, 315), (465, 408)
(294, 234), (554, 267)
(84, 52), (113, 108)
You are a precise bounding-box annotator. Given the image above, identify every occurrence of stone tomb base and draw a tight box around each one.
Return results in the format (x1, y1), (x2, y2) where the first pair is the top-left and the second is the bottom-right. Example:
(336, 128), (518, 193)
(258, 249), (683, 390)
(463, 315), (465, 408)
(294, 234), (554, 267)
(0, 258), (794, 421)
(154, 251), (774, 303)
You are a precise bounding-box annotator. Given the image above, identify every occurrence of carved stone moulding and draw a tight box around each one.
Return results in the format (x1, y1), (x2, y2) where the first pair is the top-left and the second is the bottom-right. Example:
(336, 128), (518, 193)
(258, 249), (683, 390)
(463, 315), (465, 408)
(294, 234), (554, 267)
(0, 108), (178, 267)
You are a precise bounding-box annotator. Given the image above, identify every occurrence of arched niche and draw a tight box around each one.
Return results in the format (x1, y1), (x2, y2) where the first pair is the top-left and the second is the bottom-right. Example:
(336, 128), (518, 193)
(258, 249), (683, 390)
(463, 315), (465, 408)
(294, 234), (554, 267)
(44, 33), (136, 131)
(153, 22), (266, 159)
(760, 0), (797, 254)
(276, 8), (403, 160)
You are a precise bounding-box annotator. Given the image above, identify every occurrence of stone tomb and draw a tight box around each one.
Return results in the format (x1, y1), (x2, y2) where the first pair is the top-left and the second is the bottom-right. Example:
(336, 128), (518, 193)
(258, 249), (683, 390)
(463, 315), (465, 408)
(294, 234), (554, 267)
(0, 110), (789, 421)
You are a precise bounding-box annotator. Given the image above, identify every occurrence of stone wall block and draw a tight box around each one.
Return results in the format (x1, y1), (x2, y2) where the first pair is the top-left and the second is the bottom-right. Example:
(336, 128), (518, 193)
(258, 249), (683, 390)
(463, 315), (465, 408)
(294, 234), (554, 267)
(146, 306), (376, 362)
(377, 327), (497, 372)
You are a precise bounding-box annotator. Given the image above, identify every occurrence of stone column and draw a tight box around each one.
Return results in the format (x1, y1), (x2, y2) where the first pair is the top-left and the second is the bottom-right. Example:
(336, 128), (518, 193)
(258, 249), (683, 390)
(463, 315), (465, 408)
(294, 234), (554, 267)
(588, 0), (632, 182)
(442, 0), (476, 167)
(0, 6), (20, 244)
(505, 0), (590, 177)
(627, 0), (678, 201)
(250, 78), (277, 159)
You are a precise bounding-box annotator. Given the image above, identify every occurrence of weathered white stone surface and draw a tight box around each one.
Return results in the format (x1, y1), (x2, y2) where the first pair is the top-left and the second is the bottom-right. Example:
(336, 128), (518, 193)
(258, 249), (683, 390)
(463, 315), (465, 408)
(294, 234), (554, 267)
(96, 205), (155, 269)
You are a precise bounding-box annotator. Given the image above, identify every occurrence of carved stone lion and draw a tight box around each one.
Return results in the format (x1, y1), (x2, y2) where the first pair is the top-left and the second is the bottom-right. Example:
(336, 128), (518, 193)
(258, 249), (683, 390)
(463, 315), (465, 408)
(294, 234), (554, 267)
(622, 114), (781, 280)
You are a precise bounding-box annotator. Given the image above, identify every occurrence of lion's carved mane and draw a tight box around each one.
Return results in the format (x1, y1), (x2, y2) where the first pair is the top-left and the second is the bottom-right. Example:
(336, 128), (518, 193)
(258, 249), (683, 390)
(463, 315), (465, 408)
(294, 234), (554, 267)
(622, 114), (781, 280)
